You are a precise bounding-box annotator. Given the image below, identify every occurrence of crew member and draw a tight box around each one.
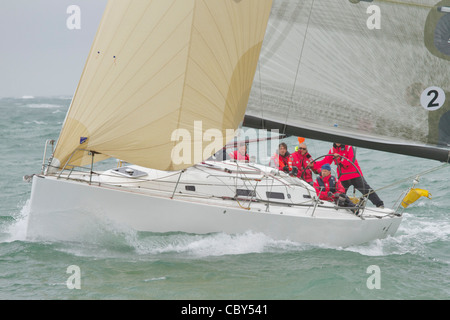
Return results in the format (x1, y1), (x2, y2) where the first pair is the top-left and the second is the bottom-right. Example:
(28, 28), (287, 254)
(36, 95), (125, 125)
(230, 142), (249, 162)
(316, 143), (384, 208)
(269, 142), (290, 172)
(288, 142), (317, 185)
(313, 164), (358, 215)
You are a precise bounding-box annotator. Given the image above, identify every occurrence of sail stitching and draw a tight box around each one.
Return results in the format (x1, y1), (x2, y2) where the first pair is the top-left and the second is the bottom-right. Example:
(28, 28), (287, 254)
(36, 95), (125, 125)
(170, 0), (198, 170)
(53, 1), (133, 159)
(52, 3), (131, 165)
(86, 1), (184, 132)
(82, 1), (159, 124)
(74, 1), (136, 123)
(75, 2), (195, 158)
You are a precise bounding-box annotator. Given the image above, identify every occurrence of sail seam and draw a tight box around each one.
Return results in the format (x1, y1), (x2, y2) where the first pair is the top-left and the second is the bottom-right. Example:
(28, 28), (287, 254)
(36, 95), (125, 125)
(84, 1), (182, 131)
(210, 2), (239, 120)
(91, 2), (194, 139)
(170, 0), (198, 170)
(52, 0), (122, 160)
(74, 1), (135, 123)
(81, 1), (159, 125)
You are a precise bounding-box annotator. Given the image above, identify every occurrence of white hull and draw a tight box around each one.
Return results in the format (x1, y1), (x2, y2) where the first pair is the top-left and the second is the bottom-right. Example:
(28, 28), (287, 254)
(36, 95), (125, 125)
(26, 161), (402, 247)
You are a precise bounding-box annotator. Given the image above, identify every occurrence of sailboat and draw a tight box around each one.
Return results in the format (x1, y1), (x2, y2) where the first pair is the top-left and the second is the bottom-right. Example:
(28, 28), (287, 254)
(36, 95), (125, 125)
(24, 0), (449, 247)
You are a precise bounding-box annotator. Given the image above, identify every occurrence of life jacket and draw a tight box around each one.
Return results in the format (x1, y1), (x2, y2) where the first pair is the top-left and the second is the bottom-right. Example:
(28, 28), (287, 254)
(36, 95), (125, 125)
(270, 151), (290, 170)
(316, 175), (336, 193)
(313, 174), (345, 202)
(231, 150), (249, 161)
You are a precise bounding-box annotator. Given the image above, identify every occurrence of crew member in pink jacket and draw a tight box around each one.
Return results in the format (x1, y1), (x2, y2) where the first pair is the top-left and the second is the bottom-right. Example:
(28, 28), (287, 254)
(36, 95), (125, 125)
(316, 143), (384, 208)
(288, 142), (317, 185)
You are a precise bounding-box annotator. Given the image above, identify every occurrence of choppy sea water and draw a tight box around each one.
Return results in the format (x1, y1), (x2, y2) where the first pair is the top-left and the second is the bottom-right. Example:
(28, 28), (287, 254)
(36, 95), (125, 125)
(0, 97), (449, 303)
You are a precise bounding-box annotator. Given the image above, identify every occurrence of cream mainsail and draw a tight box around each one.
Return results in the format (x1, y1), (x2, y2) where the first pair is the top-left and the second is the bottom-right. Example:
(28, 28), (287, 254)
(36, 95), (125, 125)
(52, 0), (273, 171)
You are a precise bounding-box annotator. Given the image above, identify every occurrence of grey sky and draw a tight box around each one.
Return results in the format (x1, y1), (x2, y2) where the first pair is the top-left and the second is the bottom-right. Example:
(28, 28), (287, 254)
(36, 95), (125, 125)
(0, 0), (107, 98)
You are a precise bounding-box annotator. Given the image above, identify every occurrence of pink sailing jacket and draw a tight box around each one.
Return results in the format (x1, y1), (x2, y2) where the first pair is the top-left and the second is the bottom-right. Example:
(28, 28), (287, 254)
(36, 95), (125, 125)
(288, 151), (316, 183)
(317, 144), (362, 182)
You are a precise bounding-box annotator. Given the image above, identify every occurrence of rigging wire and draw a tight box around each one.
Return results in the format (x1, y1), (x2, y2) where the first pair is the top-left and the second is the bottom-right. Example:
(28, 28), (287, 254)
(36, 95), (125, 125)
(309, 152), (449, 208)
(257, 62), (264, 130)
(372, 162), (449, 193)
(282, 0), (316, 134)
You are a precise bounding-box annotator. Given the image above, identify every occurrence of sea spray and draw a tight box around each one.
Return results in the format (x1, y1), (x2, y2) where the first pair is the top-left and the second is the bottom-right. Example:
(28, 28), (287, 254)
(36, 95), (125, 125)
(2, 200), (31, 243)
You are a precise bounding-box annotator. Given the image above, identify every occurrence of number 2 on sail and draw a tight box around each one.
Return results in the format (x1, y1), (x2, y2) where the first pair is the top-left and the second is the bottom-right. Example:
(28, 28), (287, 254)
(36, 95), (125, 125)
(421, 86), (446, 111)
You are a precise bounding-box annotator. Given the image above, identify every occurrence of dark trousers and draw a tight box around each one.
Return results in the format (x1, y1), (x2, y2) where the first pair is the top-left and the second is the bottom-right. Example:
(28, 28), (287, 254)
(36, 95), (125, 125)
(334, 193), (359, 215)
(335, 193), (356, 208)
(341, 176), (384, 207)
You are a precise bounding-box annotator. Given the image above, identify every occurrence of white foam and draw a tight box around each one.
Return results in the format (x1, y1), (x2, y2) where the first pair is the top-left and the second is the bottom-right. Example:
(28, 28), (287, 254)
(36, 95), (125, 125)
(126, 230), (307, 258)
(343, 212), (450, 257)
(3, 200), (31, 242)
(25, 104), (62, 109)
(144, 277), (166, 282)
(10, 197), (447, 260)
(23, 120), (46, 125)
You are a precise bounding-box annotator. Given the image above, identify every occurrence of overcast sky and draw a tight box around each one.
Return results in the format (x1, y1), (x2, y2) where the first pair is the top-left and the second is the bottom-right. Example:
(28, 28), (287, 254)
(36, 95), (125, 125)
(0, 0), (108, 98)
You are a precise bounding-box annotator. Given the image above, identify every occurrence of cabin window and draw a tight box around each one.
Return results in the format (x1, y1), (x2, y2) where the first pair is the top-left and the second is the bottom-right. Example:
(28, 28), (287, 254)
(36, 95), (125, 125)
(266, 191), (285, 200)
(236, 189), (256, 197)
(185, 185), (196, 192)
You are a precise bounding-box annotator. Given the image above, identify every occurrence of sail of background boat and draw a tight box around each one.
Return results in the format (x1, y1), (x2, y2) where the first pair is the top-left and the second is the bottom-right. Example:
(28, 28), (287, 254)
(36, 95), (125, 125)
(245, 0), (450, 163)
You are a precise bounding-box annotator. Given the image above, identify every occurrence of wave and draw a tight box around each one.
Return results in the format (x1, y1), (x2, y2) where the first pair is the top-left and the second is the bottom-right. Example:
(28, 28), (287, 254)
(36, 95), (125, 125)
(1, 200), (30, 243)
(4, 196), (448, 262)
(24, 104), (63, 109)
(23, 120), (47, 125)
(126, 231), (308, 257)
(11, 199), (311, 258)
(344, 212), (450, 259)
